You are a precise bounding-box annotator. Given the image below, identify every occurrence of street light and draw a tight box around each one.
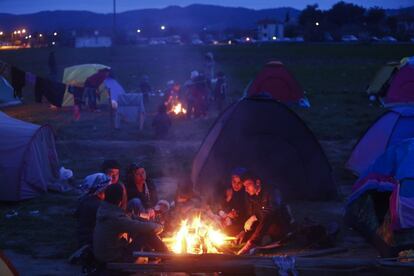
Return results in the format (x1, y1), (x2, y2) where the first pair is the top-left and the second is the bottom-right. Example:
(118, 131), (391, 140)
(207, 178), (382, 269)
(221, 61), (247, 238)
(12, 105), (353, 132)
(22, 29), (26, 33)
(39, 33), (43, 37)
(53, 32), (58, 36)
(160, 25), (166, 30)
(315, 22), (320, 26)
(272, 36), (277, 40)
(0, 32), (3, 36)
(52, 41), (56, 45)
(137, 29), (141, 33)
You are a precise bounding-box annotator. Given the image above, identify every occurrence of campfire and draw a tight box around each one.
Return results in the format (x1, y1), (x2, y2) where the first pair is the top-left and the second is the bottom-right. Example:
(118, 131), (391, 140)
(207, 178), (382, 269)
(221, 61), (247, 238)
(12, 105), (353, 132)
(163, 215), (234, 254)
(170, 102), (187, 115)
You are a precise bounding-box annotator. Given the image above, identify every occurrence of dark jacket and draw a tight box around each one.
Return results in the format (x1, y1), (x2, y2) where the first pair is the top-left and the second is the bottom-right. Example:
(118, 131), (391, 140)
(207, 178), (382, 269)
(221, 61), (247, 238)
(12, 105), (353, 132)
(93, 201), (162, 263)
(222, 189), (248, 226)
(126, 181), (158, 209)
(74, 195), (102, 246)
(246, 187), (292, 244)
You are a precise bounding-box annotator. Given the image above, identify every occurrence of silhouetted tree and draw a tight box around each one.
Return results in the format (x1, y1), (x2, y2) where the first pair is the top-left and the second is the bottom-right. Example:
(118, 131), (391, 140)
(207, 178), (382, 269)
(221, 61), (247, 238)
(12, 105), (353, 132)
(326, 1), (365, 27)
(284, 11), (290, 23)
(386, 16), (398, 33)
(365, 7), (386, 35)
(299, 4), (323, 27)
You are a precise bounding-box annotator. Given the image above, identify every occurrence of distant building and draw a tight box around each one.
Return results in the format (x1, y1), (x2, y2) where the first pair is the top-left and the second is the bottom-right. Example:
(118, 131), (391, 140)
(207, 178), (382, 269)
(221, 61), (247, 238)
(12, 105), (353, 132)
(75, 36), (112, 48)
(257, 19), (284, 41)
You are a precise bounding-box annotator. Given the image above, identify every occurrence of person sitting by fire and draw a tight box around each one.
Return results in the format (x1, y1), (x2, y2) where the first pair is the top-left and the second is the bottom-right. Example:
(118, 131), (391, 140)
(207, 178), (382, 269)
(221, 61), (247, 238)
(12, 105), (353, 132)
(125, 163), (160, 220)
(163, 80), (181, 111)
(69, 173), (112, 266)
(235, 172), (295, 255)
(93, 184), (168, 264)
(218, 167), (248, 236)
(152, 104), (172, 139)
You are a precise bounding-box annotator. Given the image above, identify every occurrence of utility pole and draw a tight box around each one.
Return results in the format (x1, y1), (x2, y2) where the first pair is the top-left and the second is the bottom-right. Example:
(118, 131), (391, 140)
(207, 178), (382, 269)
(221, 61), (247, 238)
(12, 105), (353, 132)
(113, 0), (117, 44)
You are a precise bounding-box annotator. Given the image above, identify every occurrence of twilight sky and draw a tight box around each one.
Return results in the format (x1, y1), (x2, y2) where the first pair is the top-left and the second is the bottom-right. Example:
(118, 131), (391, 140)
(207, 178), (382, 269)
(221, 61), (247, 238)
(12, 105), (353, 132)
(0, 0), (412, 14)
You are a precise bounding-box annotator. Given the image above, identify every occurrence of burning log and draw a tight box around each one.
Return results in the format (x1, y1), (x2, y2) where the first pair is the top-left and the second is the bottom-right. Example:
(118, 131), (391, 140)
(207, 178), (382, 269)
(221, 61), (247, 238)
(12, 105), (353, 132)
(163, 214), (235, 254)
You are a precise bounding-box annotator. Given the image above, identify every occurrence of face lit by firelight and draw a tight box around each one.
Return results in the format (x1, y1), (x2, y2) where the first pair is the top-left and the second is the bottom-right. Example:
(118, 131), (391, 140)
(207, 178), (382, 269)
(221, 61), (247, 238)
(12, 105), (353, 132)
(243, 179), (257, 196)
(231, 175), (243, 191)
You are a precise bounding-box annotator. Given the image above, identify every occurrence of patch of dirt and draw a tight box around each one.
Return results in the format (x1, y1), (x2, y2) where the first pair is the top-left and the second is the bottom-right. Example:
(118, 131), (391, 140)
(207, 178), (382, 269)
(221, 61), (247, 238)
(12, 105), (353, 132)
(4, 250), (78, 276)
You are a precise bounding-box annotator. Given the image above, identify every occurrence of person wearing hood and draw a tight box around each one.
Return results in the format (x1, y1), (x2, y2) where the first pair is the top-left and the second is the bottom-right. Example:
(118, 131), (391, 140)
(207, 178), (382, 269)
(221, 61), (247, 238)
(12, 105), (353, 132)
(75, 174), (111, 247)
(93, 184), (166, 263)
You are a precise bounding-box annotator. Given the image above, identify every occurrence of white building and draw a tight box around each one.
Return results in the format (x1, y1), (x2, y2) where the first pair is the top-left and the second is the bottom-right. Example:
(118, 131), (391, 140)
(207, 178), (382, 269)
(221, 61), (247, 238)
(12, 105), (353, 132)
(257, 19), (284, 41)
(75, 36), (112, 48)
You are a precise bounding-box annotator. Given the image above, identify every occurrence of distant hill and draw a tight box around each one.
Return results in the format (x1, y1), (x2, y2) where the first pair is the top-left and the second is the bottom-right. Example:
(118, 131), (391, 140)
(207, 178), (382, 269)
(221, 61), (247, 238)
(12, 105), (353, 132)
(0, 4), (300, 32)
(386, 6), (414, 16)
(0, 4), (412, 33)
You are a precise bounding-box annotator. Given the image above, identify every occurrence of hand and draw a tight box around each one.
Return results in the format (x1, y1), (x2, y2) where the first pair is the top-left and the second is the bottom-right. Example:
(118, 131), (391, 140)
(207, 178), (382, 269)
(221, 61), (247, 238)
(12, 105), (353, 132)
(244, 215), (257, 232)
(147, 208), (156, 219)
(234, 231), (245, 245)
(228, 209), (238, 219)
(225, 188), (233, 202)
(237, 240), (255, 255)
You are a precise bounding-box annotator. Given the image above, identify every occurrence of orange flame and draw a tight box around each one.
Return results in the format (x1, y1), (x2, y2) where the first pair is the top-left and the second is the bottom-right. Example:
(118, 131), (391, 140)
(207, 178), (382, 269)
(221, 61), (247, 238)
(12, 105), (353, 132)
(171, 102), (187, 115)
(163, 215), (233, 254)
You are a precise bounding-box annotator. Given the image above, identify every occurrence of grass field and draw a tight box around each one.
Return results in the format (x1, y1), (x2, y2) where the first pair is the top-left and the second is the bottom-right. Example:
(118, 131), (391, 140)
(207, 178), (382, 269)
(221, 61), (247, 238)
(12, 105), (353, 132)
(0, 43), (413, 262)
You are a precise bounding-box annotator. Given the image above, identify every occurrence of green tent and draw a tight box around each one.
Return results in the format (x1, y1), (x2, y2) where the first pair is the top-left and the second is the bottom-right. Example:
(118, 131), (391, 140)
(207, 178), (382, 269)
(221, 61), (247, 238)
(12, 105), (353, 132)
(366, 61), (400, 96)
(0, 76), (20, 107)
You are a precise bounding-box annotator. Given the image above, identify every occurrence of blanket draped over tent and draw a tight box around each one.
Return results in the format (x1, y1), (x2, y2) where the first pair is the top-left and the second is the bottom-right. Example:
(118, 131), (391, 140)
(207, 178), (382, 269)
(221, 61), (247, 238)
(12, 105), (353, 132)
(345, 139), (414, 256)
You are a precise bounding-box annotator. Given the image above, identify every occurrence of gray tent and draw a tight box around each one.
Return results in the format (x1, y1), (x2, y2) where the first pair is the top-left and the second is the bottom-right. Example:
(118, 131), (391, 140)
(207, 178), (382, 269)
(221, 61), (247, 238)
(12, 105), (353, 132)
(191, 97), (336, 201)
(0, 111), (59, 201)
(0, 76), (20, 107)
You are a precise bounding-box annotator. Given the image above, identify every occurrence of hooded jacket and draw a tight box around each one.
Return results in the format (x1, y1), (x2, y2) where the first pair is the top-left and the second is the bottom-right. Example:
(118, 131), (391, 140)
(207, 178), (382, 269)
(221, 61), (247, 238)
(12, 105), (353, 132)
(93, 201), (162, 262)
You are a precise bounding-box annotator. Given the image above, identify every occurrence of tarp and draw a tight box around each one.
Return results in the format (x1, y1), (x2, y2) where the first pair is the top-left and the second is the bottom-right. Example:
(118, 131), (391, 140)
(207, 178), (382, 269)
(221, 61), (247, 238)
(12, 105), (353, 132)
(345, 140), (414, 256)
(0, 111), (59, 201)
(191, 96), (336, 201)
(346, 106), (414, 175)
(62, 64), (110, 106)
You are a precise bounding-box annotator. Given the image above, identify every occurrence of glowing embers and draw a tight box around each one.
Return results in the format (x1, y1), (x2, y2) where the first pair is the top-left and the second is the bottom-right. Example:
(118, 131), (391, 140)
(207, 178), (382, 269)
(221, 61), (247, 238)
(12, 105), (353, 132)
(164, 215), (233, 254)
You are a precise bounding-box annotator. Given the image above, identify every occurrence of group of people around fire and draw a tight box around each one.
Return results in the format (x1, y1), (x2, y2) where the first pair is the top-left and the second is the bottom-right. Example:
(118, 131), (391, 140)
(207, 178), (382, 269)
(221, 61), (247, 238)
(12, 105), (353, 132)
(73, 160), (295, 269)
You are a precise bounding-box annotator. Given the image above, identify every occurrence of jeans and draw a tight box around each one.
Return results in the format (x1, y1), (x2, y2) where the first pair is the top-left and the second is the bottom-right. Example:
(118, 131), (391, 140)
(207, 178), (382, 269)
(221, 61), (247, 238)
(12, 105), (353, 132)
(85, 87), (97, 110)
(127, 198), (146, 217)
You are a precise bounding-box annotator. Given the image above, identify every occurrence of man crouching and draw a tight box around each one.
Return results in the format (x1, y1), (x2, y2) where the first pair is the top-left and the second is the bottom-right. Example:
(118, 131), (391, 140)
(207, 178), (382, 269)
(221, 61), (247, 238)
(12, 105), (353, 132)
(236, 172), (295, 255)
(93, 184), (168, 264)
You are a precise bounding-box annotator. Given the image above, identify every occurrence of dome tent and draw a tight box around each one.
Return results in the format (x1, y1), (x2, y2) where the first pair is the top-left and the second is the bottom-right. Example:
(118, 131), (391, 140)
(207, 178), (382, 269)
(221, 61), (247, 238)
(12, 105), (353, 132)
(383, 63), (414, 106)
(246, 61), (307, 106)
(191, 96), (336, 201)
(0, 111), (59, 201)
(346, 106), (414, 176)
